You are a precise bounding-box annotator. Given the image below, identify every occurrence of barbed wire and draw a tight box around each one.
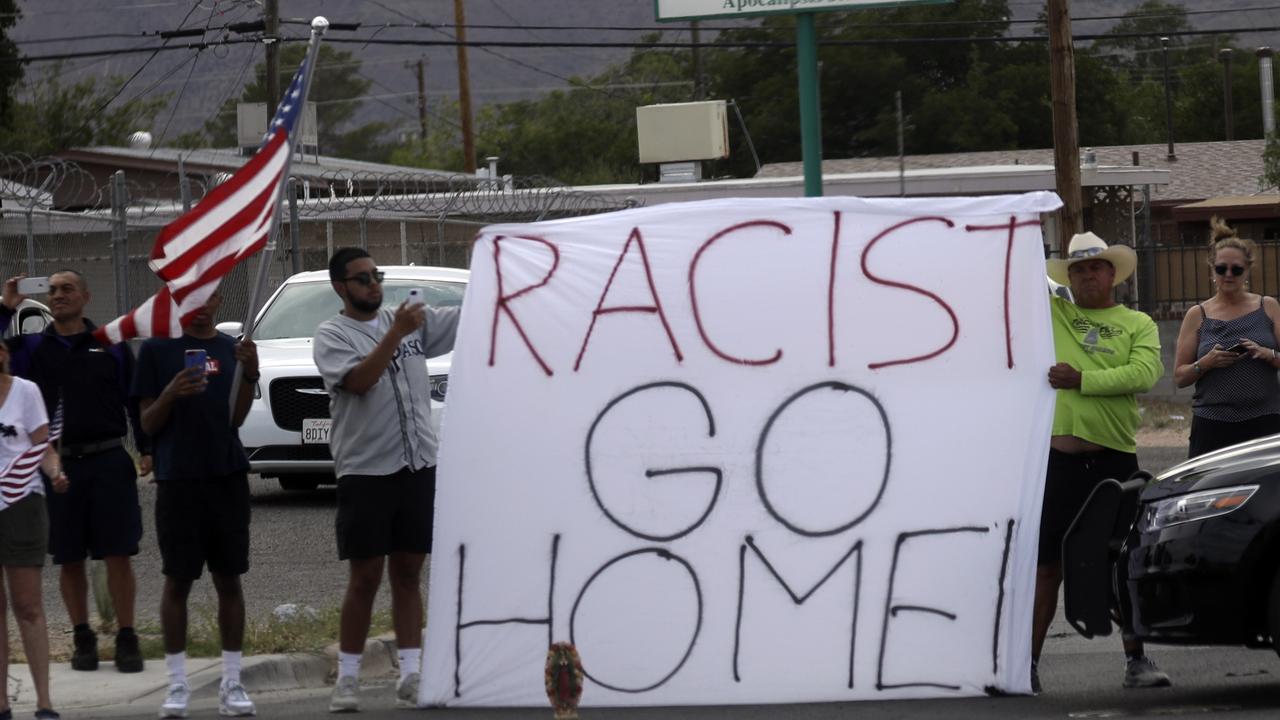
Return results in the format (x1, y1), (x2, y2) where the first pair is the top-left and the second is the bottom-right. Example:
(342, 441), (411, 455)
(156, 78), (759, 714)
(0, 153), (637, 227)
(295, 170), (637, 221)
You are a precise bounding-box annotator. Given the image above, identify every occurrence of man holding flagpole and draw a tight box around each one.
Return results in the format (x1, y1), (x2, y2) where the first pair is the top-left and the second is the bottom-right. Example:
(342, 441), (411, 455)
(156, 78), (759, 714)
(133, 290), (259, 718)
(75, 13), (329, 698)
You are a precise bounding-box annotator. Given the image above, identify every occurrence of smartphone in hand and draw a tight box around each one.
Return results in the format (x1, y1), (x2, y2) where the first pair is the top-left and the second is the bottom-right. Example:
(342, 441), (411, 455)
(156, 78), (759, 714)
(1225, 343), (1249, 354)
(184, 349), (208, 371)
(17, 276), (49, 295)
(407, 288), (425, 307)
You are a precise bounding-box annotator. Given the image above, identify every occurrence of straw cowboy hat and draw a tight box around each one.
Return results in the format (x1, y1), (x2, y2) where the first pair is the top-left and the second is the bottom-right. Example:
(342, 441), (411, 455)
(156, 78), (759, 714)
(1046, 232), (1137, 287)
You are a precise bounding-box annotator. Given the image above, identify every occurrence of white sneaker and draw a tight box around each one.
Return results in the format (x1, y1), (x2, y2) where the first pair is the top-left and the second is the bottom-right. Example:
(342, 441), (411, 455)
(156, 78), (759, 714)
(328, 675), (360, 713)
(1123, 655), (1172, 689)
(396, 672), (420, 708)
(159, 682), (190, 719)
(219, 680), (257, 717)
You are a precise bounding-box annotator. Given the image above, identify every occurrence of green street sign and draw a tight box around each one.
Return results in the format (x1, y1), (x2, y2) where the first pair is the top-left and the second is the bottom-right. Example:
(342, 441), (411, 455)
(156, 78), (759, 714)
(655, 0), (947, 22)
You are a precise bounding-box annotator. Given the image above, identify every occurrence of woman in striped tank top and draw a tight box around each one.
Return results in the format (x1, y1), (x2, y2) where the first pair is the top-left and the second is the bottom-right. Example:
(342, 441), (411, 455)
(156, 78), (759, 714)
(1173, 216), (1280, 457)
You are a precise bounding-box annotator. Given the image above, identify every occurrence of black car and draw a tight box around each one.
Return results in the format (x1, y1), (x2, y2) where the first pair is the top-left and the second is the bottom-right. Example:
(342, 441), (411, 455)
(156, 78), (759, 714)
(1064, 434), (1280, 656)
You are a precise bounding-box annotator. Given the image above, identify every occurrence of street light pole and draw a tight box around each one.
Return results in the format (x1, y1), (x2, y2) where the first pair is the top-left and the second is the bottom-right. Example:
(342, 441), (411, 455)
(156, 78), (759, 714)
(1220, 48), (1234, 140)
(1161, 37), (1177, 161)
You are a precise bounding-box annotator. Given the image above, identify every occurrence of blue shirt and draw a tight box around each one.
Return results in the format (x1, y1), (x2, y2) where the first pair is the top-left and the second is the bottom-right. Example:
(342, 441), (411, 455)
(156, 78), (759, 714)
(131, 333), (249, 482)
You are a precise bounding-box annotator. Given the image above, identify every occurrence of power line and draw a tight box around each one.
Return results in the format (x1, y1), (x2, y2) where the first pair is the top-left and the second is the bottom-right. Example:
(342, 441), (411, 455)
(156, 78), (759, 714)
(11, 0), (1280, 49)
(151, 2), (227, 150)
(61, 0), (207, 142)
(12, 22), (1268, 66)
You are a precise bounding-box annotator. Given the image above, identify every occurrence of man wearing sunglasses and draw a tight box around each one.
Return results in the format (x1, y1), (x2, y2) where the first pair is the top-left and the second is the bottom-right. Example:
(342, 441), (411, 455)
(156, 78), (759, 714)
(313, 248), (461, 712)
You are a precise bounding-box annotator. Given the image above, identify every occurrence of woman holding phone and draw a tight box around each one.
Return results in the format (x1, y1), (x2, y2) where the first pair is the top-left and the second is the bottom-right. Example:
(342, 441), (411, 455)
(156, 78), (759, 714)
(1173, 216), (1280, 457)
(0, 340), (67, 719)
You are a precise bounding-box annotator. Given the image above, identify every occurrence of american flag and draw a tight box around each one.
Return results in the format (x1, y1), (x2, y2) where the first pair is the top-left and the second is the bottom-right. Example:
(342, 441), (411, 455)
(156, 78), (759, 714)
(0, 399), (62, 508)
(94, 55), (313, 344)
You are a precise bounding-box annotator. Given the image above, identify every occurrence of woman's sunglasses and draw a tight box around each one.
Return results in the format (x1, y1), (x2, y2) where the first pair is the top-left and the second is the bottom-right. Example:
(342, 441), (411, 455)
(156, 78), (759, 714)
(1214, 264), (1246, 277)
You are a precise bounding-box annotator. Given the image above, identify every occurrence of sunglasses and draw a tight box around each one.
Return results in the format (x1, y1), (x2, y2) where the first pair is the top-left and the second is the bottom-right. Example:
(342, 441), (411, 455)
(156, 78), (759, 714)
(342, 270), (385, 287)
(1214, 264), (1246, 277)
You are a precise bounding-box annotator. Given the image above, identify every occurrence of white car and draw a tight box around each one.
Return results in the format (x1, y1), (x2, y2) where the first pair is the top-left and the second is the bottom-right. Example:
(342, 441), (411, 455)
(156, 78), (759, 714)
(220, 266), (468, 491)
(2, 298), (52, 339)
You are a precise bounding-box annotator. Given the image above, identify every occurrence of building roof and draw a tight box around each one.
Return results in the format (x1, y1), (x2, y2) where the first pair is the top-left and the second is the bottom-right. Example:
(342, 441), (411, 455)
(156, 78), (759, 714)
(1174, 193), (1280, 221)
(581, 163), (1166, 206)
(57, 145), (460, 183)
(758, 140), (1271, 204)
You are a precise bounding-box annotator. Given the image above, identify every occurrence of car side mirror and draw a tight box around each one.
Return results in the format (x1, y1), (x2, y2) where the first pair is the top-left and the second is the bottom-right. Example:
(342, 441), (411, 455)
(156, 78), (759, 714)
(216, 321), (244, 337)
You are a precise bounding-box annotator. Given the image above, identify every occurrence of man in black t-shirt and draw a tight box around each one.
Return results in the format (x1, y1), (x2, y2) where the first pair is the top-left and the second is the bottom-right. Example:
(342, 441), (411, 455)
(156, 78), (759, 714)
(132, 291), (259, 719)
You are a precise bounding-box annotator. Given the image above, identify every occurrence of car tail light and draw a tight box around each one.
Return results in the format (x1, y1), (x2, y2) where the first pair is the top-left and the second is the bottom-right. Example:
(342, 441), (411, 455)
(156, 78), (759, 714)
(1141, 485), (1259, 532)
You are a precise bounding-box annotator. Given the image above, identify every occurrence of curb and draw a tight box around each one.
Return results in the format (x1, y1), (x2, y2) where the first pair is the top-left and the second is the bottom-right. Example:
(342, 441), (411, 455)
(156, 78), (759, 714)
(22, 633), (404, 713)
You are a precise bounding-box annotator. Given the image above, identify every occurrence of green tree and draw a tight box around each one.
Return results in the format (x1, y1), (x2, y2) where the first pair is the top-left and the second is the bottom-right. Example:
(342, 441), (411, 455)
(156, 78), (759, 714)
(1092, 0), (1197, 79)
(0, 0), (22, 126)
(0, 63), (167, 155)
(393, 37), (693, 184)
(707, 1), (1029, 174)
(389, 98), (467, 173)
(201, 44), (391, 161)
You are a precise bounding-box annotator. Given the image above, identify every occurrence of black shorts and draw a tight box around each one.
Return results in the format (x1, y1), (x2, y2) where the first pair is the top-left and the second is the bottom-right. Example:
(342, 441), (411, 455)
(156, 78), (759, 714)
(1038, 447), (1139, 566)
(46, 446), (142, 565)
(155, 472), (251, 580)
(1189, 413), (1280, 459)
(335, 465), (435, 560)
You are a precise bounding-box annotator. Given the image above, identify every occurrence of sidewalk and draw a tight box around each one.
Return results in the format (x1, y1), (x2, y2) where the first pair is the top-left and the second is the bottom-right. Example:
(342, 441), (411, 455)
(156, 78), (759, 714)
(6, 634), (400, 716)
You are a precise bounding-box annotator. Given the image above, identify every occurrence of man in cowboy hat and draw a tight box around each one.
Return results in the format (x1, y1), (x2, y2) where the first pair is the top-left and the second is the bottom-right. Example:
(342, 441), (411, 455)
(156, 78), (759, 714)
(1031, 231), (1169, 693)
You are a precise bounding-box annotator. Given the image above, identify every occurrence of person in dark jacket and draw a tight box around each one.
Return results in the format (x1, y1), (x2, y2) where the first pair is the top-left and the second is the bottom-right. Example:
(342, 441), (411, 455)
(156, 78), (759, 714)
(1, 271), (151, 674)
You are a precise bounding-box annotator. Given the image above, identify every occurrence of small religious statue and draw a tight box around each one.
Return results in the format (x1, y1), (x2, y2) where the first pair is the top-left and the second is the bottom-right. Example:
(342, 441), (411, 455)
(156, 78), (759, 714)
(545, 641), (584, 719)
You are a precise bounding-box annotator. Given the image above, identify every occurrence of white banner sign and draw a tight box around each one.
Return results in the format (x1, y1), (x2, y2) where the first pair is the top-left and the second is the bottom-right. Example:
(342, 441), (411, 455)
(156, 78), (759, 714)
(655, 0), (947, 21)
(422, 193), (1061, 708)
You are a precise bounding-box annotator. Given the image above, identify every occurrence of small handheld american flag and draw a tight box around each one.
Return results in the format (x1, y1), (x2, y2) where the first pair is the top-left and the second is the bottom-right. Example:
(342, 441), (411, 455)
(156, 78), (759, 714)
(0, 398), (62, 508)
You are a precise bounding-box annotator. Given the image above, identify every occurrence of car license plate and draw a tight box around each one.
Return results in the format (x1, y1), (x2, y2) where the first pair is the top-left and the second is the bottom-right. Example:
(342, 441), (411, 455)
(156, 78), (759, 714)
(302, 418), (331, 444)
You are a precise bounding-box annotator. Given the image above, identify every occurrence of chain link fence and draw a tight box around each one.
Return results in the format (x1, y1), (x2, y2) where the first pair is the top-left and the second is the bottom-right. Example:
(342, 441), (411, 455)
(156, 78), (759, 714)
(1, 154), (637, 328)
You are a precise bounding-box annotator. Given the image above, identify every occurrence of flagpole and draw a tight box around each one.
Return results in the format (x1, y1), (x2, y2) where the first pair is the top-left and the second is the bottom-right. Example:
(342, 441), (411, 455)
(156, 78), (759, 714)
(230, 16), (329, 416)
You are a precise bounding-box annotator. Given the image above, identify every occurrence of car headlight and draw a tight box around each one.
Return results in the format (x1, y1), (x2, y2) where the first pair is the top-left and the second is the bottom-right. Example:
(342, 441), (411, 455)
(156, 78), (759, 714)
(1141, 485), (1258, 532)
(429, 374), (448, 402)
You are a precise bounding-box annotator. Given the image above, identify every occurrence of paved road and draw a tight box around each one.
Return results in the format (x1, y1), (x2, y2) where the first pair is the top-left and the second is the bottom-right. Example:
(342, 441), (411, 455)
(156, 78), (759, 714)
(83, 643), (1280, 719)
(39, 476), (356, 643)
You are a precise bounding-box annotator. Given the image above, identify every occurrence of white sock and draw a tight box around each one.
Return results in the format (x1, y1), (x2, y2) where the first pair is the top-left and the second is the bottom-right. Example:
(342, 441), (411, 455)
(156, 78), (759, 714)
(338, 651), (362, 680)
(222, 650), (243, 686)
(165, 652), (187, 686)
(398, 648), (421, 681)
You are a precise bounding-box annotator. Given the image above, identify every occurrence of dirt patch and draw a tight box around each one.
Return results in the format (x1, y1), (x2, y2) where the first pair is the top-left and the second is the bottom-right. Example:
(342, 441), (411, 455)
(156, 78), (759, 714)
(1137, 425), (1188, 448)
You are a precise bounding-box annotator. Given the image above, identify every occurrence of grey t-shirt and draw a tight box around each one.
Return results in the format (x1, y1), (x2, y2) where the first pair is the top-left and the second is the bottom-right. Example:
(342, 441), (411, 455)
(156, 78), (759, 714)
(313, 305), (460, 478)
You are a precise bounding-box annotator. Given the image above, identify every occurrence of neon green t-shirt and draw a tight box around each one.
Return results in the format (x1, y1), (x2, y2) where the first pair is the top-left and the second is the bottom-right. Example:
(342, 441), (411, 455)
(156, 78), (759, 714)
(1050, 296), (1164, 453)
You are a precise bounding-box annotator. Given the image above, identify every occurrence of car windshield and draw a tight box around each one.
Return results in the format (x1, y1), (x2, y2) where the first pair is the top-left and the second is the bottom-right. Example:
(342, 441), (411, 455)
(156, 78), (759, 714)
(253, 279), (466, 341)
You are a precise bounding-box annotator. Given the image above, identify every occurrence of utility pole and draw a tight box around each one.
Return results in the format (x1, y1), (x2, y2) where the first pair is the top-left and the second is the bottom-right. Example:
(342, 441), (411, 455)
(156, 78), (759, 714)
(1047, 0), (1082, 253)
(1161, 37), (1177, 161)
(1221, 49), (1234, 140)
(265, 0), (280, 110)
(413, 58), (428, 143)
(454, 0), (477, 174)
(691, 21), (705, 101)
